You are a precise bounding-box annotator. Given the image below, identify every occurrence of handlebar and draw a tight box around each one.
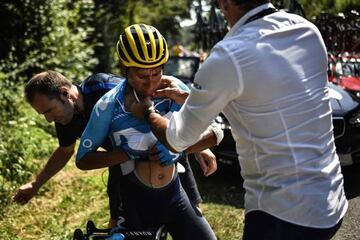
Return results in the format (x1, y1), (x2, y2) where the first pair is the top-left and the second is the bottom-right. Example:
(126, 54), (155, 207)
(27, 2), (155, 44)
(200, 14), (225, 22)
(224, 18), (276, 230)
(73, 220), (167, 240)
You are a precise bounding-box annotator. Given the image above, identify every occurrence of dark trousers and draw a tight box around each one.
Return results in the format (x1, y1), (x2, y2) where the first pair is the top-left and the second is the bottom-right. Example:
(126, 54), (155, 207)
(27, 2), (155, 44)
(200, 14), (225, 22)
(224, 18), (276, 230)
(178, 155), (202, 206)
(243, 210), (342, 240)
(107, 156), (202, 220)
(121, 172), (216, 240)
(107, 164), (124, 219)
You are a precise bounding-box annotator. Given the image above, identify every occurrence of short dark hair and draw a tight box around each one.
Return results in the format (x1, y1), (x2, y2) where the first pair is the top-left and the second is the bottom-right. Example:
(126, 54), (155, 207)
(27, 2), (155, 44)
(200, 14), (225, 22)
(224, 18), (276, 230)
(24, 70), (72, 103)
(232, 0), (270, 12)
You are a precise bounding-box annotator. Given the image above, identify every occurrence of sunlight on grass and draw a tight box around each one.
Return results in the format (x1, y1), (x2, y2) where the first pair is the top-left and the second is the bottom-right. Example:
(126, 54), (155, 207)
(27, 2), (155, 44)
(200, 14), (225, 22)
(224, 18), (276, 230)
(0, 160), (109, 239)
(202, 203), (244, 240)
(0, 160), (245, 239)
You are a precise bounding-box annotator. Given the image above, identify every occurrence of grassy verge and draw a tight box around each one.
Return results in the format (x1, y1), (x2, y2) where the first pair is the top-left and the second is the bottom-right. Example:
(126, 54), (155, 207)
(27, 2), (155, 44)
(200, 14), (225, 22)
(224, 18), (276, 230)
(0, 160), (245, 240)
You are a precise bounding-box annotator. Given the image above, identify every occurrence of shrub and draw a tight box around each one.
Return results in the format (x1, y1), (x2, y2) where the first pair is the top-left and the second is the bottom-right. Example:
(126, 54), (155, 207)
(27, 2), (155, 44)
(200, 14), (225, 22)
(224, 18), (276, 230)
(0, 0), (97, 211)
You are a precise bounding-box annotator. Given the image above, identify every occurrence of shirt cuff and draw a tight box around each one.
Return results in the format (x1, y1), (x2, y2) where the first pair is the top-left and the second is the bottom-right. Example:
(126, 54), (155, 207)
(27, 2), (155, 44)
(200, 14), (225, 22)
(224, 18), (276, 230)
(165, 114), (188, 152)
(210, 122), (224, 145)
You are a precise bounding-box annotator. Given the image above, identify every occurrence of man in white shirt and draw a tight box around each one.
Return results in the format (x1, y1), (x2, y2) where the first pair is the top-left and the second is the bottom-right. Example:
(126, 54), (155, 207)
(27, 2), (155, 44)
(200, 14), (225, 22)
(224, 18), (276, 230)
(131, 0), (348, 239)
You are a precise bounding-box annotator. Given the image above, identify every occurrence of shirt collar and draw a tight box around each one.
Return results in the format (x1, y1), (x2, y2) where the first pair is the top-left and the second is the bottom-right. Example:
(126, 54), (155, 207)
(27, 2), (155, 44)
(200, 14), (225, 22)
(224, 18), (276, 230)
(226, 3), (275, 38)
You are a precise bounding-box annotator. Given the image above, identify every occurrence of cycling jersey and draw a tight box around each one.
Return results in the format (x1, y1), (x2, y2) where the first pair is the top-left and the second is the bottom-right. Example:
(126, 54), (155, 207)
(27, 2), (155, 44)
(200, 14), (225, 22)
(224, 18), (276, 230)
(76, 78), (185, 175)
(55, 73), (121, 148)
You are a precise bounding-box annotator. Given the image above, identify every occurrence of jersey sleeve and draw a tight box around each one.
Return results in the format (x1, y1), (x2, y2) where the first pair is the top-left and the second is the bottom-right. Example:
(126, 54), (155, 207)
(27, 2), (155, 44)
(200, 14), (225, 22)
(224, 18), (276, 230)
(81, 73), (125, 118)
(166, 46), (242, 152)
(76, 87), (118, 162)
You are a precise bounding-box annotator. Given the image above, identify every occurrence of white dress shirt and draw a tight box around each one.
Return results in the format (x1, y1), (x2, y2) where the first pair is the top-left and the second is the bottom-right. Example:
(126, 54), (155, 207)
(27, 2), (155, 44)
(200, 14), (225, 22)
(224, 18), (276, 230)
(166, 3), (347, 228)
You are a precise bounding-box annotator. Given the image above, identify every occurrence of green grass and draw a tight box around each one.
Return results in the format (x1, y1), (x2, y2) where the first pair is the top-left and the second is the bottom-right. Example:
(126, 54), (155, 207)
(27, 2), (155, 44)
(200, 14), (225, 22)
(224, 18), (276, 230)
(194, 163), (245, 240)
(0, 160), (245, 240)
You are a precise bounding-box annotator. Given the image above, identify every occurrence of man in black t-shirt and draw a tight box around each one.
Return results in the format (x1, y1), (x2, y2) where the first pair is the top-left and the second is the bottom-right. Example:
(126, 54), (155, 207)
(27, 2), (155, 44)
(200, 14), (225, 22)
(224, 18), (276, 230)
(12, 70), (216, 227)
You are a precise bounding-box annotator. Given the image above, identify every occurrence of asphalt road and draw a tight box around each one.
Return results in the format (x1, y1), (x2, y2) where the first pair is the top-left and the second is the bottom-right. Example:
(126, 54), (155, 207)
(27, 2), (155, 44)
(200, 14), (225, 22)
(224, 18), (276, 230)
(194, 159), (360, 239)
(333, 164), (360, 240)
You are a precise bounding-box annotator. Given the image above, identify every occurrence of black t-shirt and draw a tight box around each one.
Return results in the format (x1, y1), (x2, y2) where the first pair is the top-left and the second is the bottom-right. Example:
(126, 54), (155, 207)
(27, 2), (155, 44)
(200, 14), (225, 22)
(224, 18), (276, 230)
(55, 73), (125, 150)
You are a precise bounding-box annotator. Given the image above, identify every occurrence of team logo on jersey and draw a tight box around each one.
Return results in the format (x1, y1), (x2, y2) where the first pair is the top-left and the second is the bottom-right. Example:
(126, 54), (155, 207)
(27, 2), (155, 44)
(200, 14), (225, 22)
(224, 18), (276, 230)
(95, 98), (110, 117)
(82, 139), (93, 148)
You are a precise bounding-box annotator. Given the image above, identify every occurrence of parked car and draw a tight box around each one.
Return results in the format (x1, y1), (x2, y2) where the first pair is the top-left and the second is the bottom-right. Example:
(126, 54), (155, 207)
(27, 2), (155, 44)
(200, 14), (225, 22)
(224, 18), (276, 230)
(328, 54), (360, 98)
(164, 56), (360, 171)
(163, 56), (200, 86)
(329, 83), (360, 165)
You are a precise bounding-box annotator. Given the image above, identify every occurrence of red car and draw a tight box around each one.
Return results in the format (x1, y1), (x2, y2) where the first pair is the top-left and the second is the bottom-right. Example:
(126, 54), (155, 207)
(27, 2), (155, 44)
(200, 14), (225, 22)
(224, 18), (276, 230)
(328, 54), (360, 97)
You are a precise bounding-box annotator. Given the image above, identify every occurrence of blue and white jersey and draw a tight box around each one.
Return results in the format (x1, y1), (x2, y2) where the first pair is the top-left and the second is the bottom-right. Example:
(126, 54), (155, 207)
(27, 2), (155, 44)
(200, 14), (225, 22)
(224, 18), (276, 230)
(56, 73), (122, 148)
(76, 79), (188, 175)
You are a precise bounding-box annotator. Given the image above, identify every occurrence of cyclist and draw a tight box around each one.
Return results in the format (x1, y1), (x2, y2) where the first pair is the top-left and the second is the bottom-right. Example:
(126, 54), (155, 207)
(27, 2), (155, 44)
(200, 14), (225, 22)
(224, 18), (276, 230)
(76, 23), (221, 240)
(13, 71), (215, 227)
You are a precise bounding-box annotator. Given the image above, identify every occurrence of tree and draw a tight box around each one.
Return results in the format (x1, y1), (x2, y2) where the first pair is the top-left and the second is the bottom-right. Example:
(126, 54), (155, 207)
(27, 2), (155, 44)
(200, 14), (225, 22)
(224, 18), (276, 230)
(0, 0), (97, 83)
(0, 0), (98, 209)
(299, 0), (360, 18)
(90, 0), (192, 73)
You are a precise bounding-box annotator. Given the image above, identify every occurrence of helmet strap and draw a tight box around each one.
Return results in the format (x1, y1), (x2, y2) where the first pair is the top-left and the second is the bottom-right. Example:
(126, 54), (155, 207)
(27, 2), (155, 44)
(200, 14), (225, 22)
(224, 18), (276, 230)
(133, 88), (141, 103)
(125, 68), (141, 103)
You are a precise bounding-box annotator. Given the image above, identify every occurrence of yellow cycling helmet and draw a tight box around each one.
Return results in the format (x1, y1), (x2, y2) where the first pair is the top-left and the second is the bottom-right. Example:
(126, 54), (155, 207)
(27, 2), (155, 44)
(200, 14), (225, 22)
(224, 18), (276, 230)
(117, 24), (169, 68)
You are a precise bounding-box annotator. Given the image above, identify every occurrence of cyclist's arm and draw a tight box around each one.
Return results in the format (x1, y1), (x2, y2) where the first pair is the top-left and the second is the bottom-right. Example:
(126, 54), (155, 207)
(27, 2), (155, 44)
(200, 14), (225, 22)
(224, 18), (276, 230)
(12, 144), (74, 204)
(76, 87), (130, 170)
(76, 150), (129, 170)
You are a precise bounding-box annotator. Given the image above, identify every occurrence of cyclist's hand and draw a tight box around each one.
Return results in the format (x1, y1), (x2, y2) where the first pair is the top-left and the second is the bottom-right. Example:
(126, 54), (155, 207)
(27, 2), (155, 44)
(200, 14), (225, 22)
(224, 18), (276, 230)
(195, 149), (217, 177)
(151, 141), (184, 166)
(12, 182), (39, 205)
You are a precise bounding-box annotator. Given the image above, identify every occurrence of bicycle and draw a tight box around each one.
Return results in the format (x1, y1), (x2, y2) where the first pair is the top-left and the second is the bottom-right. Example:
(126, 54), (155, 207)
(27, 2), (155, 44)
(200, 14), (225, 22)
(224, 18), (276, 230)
(73, 217), (167, 240)
(193, 0), (228, 52)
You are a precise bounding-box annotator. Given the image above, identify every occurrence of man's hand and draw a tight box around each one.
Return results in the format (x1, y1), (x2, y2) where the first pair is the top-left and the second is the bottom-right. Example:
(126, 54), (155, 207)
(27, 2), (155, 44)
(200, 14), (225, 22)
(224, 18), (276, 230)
(154, 75), (189, 104)
(158, 75), (180, 89)
(195, 149), (217, 177)
(12, 181), (39, 205)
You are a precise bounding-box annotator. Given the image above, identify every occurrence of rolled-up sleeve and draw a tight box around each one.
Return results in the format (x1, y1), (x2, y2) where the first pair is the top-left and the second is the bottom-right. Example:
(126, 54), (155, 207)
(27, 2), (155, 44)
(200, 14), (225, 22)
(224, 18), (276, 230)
(166, 46), (243, 152)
